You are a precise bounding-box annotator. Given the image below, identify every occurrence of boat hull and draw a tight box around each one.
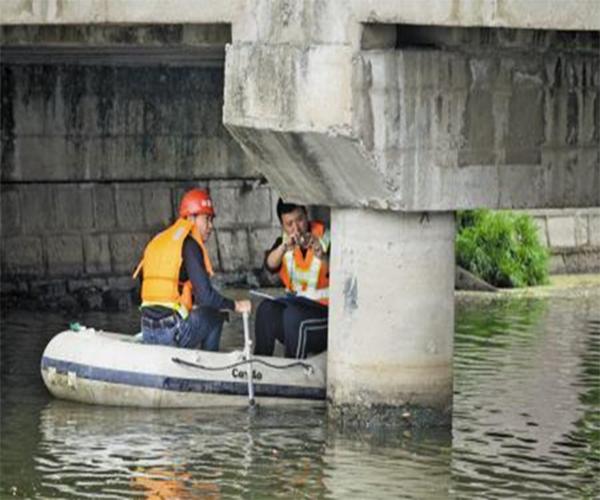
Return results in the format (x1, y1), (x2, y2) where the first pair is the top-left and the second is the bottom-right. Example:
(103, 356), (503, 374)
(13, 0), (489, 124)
(41, 328), (326, 408)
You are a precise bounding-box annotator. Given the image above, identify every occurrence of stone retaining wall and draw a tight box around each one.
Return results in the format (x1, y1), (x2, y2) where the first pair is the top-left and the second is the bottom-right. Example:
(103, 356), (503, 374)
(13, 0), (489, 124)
(0, 58), (284, 309)
(0, 179), (282, 309)
(524, 208), (600, 274)
(1, 180), (280, 280)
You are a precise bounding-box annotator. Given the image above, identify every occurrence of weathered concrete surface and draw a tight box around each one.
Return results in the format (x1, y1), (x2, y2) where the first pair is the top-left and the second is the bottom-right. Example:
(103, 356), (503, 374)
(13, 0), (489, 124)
(2, 0), (598, 31)
(0, 24), (232, 46)
(353, 1), (600, 33)
(0, 29), (282, 292)
(1, 7), (598, 213)
(224, 128), (389, 207)
(328, 209), (455, 427)
(226, 22), (599, 211)
(0, 1), (242, 25)
(0, 62), (253, 181)
(355, 36), (600, 210)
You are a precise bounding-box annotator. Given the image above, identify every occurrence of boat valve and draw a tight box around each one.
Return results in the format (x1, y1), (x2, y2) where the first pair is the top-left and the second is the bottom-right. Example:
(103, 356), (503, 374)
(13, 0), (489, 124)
(67, 371), (78, 389)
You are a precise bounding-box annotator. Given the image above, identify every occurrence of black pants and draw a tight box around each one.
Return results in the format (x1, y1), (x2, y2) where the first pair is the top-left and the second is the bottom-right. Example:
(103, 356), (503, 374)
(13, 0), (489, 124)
(254, 296), (328, 358)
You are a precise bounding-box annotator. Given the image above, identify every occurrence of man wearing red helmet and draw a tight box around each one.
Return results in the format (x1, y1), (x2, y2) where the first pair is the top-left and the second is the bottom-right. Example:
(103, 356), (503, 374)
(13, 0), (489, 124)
(133, 188), (251, 350)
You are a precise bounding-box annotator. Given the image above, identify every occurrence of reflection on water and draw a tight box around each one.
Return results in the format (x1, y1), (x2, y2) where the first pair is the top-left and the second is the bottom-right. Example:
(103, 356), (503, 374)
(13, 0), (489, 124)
(1, 297), (599, 498)
(453, 298), (600, 499)
(33, 403), (327, 498)
(23, 403), (452, 499)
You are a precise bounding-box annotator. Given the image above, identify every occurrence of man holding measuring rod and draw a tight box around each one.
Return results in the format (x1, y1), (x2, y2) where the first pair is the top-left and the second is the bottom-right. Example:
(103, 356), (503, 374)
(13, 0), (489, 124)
(134, 188), (252, 351)
(254, 199), (329, 359)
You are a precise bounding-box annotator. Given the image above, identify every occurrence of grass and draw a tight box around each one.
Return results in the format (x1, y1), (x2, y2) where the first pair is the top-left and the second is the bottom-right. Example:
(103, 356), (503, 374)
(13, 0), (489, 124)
(456, 209), (550, 288)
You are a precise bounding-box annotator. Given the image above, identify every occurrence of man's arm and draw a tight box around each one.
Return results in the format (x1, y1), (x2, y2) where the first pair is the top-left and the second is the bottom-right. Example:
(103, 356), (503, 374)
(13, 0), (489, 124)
(265, 237), (292, 273)
(182, 238), (235, 311)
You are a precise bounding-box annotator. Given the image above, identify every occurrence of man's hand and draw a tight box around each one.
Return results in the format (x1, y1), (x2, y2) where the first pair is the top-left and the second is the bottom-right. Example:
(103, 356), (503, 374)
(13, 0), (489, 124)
(308, 234), (325, 259)
(234, 299), (252, 314)
(282, 233), (298, 252)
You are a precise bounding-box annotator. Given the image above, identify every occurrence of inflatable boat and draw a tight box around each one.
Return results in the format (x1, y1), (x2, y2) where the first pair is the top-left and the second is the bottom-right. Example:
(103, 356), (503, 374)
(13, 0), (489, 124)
(41, 315), (326, 408)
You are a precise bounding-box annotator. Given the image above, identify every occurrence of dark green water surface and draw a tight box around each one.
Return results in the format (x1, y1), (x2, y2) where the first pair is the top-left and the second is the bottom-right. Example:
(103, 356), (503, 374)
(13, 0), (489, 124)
(1, 296), (599, 498)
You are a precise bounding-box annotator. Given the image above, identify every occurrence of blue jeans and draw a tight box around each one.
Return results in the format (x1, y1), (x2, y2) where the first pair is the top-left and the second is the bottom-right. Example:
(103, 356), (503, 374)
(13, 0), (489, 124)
(141, 308), (225, 351)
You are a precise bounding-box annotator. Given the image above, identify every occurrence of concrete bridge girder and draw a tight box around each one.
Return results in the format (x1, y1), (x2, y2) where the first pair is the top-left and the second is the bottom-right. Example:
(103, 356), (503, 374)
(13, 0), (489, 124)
(2, 1), (599, 31)
(224, 29), (599, 211)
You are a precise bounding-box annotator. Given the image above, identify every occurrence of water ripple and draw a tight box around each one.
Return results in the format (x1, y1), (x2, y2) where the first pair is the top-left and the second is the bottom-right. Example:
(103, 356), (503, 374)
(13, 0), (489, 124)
(1, 297), (599, 498)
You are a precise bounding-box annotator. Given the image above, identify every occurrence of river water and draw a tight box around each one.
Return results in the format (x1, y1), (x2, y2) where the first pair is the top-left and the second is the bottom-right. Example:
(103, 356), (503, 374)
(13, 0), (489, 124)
(1, 295), (598, 499)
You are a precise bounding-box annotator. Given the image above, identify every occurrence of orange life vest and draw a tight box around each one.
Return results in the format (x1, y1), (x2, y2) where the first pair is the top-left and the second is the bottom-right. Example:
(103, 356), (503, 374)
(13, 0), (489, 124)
(132, 218), (213, 318)
(279, 221), (330, 306)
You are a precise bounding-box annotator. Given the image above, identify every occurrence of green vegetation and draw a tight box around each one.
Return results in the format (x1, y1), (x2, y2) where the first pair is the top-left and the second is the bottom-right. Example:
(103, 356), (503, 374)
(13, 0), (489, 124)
(456, 209), (549, 288)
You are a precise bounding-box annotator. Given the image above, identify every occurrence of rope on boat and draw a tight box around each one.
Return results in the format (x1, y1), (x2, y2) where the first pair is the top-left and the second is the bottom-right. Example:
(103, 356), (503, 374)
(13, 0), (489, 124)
(171, 356), (313, 373)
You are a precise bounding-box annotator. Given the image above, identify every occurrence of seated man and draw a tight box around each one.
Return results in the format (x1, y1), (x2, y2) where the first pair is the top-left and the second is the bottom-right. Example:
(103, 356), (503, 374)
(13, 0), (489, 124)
(254, 199), (329, 358)
(133, 188), (251, 350)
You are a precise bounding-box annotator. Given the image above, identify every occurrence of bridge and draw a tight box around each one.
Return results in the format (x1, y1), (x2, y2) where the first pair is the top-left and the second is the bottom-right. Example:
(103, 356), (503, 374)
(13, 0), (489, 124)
(1, 0), (598, 427)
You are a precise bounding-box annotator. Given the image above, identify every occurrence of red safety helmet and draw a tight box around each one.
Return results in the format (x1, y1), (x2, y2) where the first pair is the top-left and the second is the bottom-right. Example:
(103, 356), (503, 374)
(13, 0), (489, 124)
(179, 188), (215, 218)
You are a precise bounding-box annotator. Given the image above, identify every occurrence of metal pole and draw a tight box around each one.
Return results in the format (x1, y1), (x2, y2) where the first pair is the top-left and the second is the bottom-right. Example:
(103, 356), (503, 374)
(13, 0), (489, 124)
(242, 311), (255, 406)
(249, 289), (276, 301)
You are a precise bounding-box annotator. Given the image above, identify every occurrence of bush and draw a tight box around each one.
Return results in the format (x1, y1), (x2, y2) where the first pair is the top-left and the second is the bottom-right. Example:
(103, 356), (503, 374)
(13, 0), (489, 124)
(456, 209), (549, 288)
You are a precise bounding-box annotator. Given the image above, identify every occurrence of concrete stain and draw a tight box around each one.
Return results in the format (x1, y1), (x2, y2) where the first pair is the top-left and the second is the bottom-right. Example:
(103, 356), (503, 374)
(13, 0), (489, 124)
(1, 66), (16, 177)
(554, 57), (563, 87)
(20, 64), (57, 107)
(343, 276), (358, 312)
(60, 65), (86, 133)
(90, 67), (116, 135)
(328, 401), (451, 431)
(449, 0), (461, 25)
(3, 60), (237, 183)
(360, 58), (375, 152)
(594, 92), (599, 143)
(20, 0), (34, 16)
(566, 91), (579, 145)
(284, 132), (333, 199)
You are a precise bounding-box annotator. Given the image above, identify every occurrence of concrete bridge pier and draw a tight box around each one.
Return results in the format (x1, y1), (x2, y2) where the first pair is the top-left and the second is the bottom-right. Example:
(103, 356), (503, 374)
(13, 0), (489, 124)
(328, 209), (455, 428)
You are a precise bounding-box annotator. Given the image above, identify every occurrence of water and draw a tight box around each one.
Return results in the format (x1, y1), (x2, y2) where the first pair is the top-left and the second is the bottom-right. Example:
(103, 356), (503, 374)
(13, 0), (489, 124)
(1, 297), (599, 498)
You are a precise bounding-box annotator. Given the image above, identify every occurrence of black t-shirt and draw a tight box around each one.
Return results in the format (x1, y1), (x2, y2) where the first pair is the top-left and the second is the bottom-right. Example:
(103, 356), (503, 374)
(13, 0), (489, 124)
(265, 237), (284, 273)
(181, 237), (234, 311)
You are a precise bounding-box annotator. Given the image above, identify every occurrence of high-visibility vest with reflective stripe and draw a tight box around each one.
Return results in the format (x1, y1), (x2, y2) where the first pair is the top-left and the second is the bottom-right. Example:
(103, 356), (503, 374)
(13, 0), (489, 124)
(279, 221), (330, 306)
(133, 218), (213, 318)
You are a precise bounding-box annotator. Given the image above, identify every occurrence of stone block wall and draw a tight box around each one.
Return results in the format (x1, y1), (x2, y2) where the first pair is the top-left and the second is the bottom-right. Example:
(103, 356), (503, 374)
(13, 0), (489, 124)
(0, 59), (283, 307)
(1, 181), (282, 292)
(523, 208), (600, 274)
